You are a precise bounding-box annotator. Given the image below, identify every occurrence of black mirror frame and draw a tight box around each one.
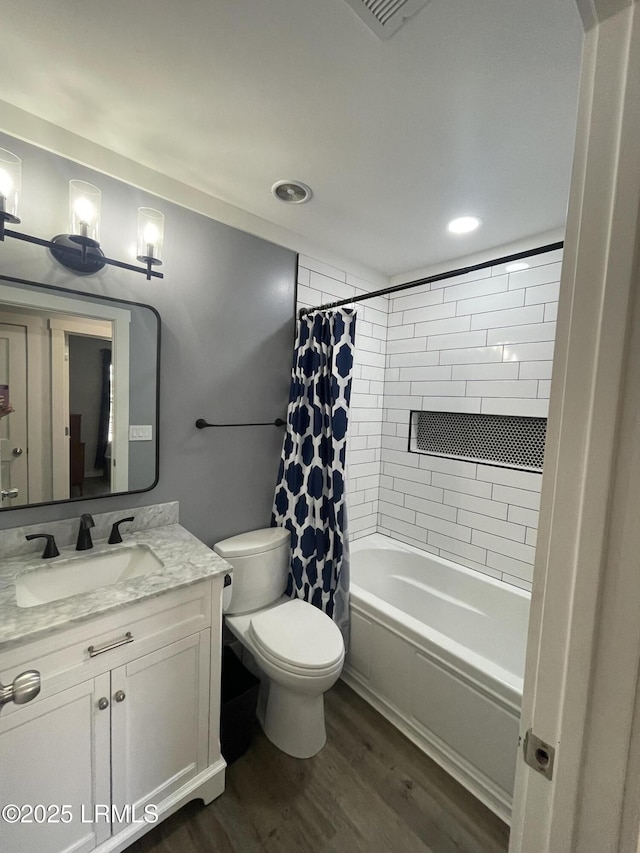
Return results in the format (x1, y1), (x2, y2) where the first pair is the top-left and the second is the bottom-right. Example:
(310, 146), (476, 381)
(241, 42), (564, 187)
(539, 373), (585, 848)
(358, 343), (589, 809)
(0, 273), (161, 511)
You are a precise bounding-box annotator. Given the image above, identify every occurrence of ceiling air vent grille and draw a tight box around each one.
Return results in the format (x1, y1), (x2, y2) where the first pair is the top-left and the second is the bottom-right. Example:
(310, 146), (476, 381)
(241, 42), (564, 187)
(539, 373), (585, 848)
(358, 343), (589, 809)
(343, 0), (429, 39)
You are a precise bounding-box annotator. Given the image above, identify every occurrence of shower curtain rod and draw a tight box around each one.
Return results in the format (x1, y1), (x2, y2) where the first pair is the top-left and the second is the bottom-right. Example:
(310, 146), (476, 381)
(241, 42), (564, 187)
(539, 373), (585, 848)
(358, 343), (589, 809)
(298, 241), (563, 318)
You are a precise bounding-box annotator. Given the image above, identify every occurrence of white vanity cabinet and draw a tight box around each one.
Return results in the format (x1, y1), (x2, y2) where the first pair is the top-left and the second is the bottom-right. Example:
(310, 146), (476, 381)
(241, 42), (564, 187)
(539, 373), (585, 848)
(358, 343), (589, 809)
(0, 672), (111, 853)
(0, 577), (226, 853)
(110, 631), (212, 824)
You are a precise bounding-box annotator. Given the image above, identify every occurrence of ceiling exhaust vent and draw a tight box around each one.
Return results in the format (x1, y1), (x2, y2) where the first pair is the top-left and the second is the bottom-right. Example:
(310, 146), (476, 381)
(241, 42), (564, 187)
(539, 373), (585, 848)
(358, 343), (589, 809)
(343, 0), (429, 40)
(272, 180), (313, 204)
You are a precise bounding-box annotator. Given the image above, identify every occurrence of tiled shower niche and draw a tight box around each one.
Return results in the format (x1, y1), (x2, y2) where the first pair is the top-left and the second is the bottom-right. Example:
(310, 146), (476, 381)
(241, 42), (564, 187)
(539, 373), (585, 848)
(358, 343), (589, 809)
(410, 411), (547, 473)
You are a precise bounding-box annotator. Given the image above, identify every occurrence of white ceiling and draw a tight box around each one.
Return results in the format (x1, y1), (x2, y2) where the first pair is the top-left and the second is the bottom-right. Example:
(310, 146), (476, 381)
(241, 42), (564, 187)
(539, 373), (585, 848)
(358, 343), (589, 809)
(0, 0), (583, 278)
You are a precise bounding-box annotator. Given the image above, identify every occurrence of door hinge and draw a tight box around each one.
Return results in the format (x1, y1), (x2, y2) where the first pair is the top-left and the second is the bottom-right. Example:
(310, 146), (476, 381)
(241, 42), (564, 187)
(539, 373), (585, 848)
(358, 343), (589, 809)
(522, 728), (555, 780)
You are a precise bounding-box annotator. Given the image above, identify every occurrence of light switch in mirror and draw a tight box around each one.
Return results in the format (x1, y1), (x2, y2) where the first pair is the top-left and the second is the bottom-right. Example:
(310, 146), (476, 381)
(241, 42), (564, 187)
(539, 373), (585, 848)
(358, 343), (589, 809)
(0, 274), (160, 509)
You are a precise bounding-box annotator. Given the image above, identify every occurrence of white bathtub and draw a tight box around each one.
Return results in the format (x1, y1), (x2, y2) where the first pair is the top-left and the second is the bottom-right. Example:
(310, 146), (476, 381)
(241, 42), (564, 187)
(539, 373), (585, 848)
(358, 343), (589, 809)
(343, 533), (530, 823)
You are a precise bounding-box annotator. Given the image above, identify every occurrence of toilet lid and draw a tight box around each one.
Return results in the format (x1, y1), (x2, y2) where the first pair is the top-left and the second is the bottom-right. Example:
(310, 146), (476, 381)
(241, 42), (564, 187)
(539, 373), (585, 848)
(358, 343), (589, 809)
(249, 599), (344, 671)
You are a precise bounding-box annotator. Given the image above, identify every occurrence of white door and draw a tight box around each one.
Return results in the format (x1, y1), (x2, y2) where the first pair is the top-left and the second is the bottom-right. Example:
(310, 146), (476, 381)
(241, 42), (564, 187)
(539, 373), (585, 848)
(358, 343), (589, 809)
(0, 674), (111, 853)
(49, 328), (70, 502)
(49, 316), (126, 499)
(110, 632), (211, 828)
(511, 4), (640, 851)
(0, 322), (28, 507)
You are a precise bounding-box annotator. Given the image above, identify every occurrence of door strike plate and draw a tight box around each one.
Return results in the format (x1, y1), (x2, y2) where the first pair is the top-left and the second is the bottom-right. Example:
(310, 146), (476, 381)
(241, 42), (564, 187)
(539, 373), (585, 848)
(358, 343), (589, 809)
(523, 729), (555, 780)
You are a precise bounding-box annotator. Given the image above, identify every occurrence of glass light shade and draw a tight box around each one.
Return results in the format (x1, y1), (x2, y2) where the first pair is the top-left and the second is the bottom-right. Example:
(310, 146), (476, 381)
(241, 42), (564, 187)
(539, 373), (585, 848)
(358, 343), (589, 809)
(69, 180), (101, 242)
(0, 148), (22, 221)
(137, 208), (164, 262)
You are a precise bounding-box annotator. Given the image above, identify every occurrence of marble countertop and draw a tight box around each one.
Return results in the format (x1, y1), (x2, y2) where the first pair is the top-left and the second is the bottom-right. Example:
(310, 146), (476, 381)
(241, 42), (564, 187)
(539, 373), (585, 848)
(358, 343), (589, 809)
(0, 523), (231, 651)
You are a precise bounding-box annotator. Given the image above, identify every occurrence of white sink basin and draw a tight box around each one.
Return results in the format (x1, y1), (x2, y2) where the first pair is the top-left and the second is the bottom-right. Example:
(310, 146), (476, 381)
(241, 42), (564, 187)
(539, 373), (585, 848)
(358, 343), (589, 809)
(15, 545), (164, 608)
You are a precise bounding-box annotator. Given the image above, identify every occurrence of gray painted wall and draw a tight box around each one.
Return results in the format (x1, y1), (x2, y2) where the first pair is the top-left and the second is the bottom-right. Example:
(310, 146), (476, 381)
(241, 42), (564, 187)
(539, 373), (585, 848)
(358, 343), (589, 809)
(127, 303), (159, 492)
(0, 132), (296, 546)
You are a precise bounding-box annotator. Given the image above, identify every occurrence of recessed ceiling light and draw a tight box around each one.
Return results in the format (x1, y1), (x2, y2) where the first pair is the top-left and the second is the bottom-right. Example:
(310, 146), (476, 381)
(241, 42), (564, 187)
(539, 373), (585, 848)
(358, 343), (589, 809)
(506, 261), (530, 272)
(272, 180), (313, 204)
(447, 216), (481, 234)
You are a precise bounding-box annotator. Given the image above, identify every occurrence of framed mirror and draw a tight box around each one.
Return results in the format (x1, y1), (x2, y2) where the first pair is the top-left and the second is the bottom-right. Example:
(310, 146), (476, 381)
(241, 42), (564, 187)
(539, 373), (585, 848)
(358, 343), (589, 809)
(0, 274), (160, 510)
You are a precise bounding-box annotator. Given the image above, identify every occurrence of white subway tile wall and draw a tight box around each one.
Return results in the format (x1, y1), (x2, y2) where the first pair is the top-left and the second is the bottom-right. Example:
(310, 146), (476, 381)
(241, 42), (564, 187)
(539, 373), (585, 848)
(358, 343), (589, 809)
(296, 248), (562, 593)
(379, 247), (562, 592)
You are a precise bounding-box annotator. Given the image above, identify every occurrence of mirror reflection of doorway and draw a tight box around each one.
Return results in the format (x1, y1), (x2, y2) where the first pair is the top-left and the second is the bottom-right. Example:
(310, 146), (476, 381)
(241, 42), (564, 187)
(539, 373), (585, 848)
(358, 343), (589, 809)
(0, 282), (135, 508)
(68, 335), (112, 497)
(50, 315), (117, 501)
(0, 322), (28, 507)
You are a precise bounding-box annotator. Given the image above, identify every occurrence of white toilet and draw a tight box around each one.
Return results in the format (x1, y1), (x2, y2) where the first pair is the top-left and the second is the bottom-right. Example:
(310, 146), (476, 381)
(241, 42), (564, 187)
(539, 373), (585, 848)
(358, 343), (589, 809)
(214, 527), (345, 759)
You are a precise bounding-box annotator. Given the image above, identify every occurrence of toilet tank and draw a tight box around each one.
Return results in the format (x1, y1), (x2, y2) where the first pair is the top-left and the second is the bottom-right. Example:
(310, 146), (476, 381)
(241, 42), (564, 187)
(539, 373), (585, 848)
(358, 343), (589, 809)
(214, 527), (290, 615)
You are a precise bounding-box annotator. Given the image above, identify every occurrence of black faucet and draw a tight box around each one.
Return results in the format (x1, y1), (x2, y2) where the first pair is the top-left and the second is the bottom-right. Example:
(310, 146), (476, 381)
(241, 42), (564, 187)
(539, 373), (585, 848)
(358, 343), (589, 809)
(108, 516), (135, 544)
(76, 514), (95, 551)
(25, 533), (60, 559)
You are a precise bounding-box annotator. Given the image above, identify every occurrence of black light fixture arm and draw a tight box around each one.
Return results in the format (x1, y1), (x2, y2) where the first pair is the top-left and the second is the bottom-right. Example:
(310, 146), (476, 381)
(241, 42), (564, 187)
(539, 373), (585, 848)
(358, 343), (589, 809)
(0, 212), (19, 242)
(196, 417), (286, 429)
(3, 228), (163, 280)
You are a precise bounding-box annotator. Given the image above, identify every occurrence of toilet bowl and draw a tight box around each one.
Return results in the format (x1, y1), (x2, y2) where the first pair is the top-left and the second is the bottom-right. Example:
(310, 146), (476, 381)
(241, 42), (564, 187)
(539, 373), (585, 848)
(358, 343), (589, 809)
(214, 528), (345, 759)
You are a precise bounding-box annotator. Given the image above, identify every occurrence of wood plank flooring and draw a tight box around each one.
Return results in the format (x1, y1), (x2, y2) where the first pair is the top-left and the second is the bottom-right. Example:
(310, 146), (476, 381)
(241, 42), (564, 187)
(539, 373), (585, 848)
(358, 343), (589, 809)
(127, 680), (509, 853)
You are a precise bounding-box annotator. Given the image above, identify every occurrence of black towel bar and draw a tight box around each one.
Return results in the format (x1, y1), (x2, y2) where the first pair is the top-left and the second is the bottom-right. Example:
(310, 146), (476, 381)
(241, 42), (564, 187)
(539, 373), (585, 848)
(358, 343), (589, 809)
(196, 418), (286, 429)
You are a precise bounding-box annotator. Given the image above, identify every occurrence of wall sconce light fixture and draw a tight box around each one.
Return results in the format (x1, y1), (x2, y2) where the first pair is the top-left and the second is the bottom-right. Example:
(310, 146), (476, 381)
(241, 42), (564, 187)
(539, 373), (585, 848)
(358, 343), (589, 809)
(136, 207), (164, 270)
(50, 180), (106, 274)
(0, 149), (164, 281)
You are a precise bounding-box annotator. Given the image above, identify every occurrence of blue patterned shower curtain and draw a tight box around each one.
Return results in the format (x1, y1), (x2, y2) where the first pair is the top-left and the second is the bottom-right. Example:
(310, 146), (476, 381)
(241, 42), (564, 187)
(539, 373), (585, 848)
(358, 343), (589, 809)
(272, 308), (356, 644)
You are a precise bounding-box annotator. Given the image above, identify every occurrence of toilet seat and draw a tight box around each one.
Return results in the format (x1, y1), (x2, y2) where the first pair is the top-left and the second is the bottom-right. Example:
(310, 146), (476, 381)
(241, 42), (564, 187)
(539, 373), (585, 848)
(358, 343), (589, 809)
(254, 639), (344, 678)
(248, 599), (344, 676)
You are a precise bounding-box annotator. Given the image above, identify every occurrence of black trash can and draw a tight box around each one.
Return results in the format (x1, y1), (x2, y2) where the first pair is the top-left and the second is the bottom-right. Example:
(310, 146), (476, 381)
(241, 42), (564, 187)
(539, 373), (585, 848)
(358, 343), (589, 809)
(220, 645), (260, 764)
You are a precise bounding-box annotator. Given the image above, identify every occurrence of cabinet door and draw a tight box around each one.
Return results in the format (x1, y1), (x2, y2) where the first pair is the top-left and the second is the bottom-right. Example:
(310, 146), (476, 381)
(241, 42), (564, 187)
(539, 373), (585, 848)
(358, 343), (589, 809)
(0, 673), (111, 853)
(110, 631), (210, 829)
